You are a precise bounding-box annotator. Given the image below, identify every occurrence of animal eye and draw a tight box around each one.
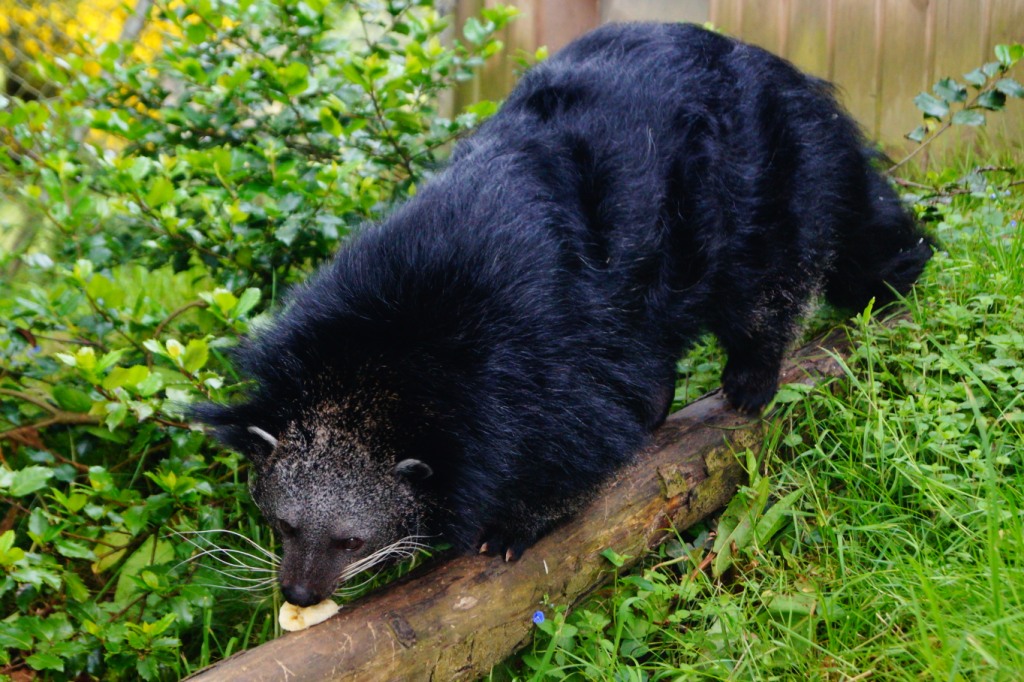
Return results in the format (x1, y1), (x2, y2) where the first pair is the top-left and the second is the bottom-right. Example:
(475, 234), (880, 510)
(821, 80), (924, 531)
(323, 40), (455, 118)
(278, 519), (298, 536)
(333, 537), (364, 552)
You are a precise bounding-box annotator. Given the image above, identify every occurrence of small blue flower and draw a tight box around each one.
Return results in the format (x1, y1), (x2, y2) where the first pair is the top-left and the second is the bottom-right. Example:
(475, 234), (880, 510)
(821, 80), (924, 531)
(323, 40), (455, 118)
(990, 193), (997, 199)
(1012, 220), (1019, 228)
(532, 611), (545, 625)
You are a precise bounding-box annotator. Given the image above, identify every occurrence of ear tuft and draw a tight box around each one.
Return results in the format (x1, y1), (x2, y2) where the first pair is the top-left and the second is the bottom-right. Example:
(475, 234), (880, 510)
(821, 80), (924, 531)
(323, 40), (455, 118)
(393, 458), (433, 480)
(189, 401), (278, 461)
(247, 426), (279, 449)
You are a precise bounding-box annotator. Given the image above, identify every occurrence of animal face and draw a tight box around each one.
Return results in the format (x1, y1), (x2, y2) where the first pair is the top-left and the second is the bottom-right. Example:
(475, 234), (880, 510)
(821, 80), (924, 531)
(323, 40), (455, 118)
(246, 423), (431, 606)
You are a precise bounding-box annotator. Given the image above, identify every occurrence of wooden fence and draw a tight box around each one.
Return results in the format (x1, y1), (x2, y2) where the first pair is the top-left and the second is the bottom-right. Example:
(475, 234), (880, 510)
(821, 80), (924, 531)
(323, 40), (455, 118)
(455, 0), (1024, 157)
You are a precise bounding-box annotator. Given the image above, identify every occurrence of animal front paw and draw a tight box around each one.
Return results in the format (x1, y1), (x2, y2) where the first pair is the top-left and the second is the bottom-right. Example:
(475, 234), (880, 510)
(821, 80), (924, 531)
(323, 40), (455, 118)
(477, 530), (529, 562)
(721, 358), (780, 414)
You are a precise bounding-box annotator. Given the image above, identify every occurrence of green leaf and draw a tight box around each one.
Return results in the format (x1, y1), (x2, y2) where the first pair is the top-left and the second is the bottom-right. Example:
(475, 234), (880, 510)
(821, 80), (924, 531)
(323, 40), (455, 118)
(952, 109), (986, 126)
(185, 21), (210, 45)
(104, 402), (128, 430)
(27, 508), (54, 543)
(964, 68), (987, 87)
(278, 62), (310, 96)
(182, 339), (209, 373)
(114, 536), (175, 606)
(9, 466), (54, 497)
(0, 530), (26, 565)
(713, 478), (771, 577)
(995, 78), (1024, 98)
(933, 77), (967, 103)
(137, 655), (162, 680)
(906, 125), (928, 142)
(26, 652), (65, 673)
(92, 531), (132, 573)
(102, 365), (150, 391)
(145, 177), (175, 208)
(135, 372), (164, 398)
(463, 17), (493, 45)
(600, 548), (626, 568)
(712, 485), (751, 554)
(753, 489), (803, 546)
(981, 61), (1002, 78)
(771, 386), (807, 404)
(994, 43), (1023, 67)
(64, 571), (90, 602)
(976, 90), (1006, 111)
(319, 107), (343, 136)
(54, 538), (96, 560)
(52, 385), (93, 412)
(95, 349), (128, 373)
(466, 99), (499, 119)
(232, 288), (261, 318)
(913, 92), (948, 119)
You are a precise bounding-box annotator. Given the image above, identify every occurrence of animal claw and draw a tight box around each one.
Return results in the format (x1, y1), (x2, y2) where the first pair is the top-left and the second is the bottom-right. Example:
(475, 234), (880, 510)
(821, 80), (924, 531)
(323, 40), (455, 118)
(505, 548), (517, 562)
(479, 542), (490, 554)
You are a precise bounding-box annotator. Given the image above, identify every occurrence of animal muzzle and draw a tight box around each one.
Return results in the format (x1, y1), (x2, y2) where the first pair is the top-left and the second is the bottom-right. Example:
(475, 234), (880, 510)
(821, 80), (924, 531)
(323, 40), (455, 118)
(280, 579), (326, 607)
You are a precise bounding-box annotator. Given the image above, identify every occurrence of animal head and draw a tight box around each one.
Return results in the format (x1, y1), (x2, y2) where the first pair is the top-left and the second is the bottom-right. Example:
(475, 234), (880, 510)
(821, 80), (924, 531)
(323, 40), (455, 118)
(193, 403), (433, 607)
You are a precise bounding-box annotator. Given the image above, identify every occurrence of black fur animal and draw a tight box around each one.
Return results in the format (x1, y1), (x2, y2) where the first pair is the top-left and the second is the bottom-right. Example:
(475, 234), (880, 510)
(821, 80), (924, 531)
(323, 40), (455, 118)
(194, 23), (932, 607)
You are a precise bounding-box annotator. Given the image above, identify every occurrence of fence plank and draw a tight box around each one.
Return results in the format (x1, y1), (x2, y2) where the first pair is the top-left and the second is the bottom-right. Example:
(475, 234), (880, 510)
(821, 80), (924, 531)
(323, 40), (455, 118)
(828, 0), (882, 137)
(785, 0), (831, 79)
(878, 0), (933, 156)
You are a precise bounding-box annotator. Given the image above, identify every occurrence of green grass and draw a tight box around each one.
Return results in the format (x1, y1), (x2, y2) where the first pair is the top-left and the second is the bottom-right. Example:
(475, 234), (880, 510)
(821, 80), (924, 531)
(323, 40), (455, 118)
(497, 169), (1024, 680)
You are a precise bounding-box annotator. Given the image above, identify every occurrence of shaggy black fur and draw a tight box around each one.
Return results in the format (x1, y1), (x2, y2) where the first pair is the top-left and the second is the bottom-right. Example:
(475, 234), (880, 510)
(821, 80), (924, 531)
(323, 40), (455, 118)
(194, 23), (932, 606)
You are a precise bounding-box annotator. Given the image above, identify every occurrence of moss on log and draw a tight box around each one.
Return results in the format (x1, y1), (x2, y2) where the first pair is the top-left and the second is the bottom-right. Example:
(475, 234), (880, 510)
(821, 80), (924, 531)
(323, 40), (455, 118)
(187, 329), (851, 681)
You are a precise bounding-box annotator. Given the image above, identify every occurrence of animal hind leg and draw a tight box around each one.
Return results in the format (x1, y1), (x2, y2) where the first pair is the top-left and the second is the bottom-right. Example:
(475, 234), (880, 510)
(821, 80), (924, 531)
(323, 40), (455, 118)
(711, 274), (814, 413)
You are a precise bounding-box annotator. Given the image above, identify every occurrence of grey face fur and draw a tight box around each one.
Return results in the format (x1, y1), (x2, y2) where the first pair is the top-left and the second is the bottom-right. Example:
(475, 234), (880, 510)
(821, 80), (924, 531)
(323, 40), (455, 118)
(248, 415), (429, 607)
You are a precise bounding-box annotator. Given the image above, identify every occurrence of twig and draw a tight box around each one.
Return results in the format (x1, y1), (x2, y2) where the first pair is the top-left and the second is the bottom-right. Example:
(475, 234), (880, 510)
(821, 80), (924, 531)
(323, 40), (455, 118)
(0, 413), (102, 441)
(0, 388), (58, 414)
(356, 10), (418, 182)
(153, 301), (209, 340)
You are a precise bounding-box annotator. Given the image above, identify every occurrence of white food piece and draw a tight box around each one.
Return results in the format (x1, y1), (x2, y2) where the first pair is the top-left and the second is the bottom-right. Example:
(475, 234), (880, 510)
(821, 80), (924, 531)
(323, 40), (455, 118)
(278, 599), (340, 632)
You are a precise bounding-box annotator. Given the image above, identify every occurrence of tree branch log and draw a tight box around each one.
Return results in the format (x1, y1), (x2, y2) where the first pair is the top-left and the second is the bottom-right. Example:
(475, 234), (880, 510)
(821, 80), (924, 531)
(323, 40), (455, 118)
(187, 328), (853, 681)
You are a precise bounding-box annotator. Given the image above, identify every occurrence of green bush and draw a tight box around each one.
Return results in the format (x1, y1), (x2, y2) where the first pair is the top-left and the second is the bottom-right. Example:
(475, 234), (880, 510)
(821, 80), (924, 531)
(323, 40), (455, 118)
(0, 0), (514, 678)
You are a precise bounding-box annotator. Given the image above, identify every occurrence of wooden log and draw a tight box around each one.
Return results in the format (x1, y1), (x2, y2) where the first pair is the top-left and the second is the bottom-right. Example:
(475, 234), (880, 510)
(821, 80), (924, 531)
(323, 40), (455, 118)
(187, 328), (852, 681)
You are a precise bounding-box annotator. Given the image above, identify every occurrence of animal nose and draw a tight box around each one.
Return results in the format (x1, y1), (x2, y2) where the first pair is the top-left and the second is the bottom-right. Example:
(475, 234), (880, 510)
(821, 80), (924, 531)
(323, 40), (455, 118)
(280, 581), (319, 607)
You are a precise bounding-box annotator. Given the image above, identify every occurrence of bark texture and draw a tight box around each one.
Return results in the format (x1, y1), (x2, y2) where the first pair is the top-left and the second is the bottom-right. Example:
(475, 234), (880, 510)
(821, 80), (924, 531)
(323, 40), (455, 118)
(187, 329), (851, 681)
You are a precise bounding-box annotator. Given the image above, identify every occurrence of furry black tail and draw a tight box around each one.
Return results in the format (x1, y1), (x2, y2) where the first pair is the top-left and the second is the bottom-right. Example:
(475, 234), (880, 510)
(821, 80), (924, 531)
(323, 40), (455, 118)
(824, 168), (934, 310)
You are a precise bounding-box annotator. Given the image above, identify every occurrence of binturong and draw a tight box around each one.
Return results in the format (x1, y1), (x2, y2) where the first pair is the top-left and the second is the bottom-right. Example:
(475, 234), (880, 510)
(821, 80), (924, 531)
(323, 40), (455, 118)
(192, 23), (933, 608)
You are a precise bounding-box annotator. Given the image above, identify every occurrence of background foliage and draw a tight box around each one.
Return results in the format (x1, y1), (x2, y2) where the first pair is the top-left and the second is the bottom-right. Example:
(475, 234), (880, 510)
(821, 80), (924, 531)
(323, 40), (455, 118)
(0, 0), (514, 678)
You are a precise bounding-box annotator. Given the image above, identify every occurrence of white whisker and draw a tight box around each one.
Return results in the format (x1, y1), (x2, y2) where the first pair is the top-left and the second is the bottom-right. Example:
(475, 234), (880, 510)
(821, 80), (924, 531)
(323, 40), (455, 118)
(197, 581), (276, 593)
(171, 529), (280, 563)
(174, 547), (279, 573)
(198, 564), (280, 584)
(335, 534), (434, 584)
